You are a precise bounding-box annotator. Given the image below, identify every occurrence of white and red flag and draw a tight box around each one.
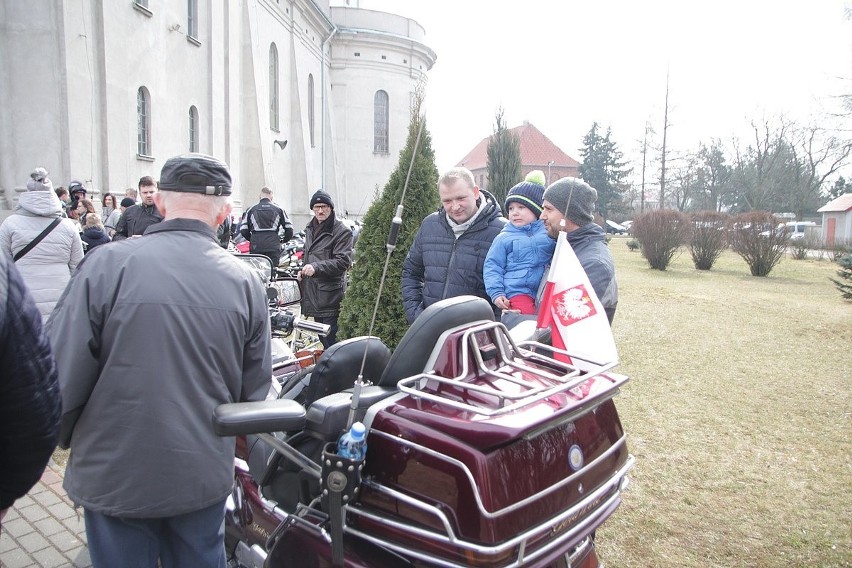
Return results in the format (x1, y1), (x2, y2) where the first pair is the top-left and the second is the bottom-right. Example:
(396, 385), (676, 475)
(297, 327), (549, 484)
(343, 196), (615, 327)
(536, 232), (618, 370)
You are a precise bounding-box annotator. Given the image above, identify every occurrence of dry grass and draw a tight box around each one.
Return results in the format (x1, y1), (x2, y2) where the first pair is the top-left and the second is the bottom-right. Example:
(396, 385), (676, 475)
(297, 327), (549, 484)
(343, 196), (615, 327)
(597, 237), (852, 567)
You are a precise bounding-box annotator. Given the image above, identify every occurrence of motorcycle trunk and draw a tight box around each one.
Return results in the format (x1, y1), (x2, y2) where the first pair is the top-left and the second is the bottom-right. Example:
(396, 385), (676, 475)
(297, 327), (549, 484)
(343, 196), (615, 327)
(227, 317), (631, 567)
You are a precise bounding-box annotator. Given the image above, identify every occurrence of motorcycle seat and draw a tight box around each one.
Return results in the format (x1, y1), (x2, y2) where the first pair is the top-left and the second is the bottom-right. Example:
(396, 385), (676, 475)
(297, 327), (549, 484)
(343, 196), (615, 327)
(378, 295), (496, 387)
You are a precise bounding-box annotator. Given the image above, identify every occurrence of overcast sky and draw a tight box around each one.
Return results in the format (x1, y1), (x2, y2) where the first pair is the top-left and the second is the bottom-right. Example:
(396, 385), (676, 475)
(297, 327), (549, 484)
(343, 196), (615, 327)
(358, 0), (852, 180)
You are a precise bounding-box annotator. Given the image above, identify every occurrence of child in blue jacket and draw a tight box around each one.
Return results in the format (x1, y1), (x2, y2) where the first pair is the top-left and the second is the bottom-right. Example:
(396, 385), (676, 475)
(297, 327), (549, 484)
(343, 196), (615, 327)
(484, 171), (555, 315)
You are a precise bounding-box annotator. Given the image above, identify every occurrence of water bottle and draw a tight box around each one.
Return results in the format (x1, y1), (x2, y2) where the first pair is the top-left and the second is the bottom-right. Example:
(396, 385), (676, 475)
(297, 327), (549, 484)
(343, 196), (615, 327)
(337, 422), (367, 460)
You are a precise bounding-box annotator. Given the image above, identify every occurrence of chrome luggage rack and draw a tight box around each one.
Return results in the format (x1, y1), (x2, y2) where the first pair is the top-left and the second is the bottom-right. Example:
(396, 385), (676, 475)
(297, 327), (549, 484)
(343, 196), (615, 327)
(396, 320), (621, 417)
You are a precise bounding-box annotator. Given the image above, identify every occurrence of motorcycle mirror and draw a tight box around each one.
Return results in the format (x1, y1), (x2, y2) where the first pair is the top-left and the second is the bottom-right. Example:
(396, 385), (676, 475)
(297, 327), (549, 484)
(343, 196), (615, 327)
(267, 287), (279, 301)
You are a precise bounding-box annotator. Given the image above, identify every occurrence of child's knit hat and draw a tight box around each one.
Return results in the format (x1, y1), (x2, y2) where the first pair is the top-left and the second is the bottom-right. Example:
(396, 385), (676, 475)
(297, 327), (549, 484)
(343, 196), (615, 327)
(504, 170), (546, 216)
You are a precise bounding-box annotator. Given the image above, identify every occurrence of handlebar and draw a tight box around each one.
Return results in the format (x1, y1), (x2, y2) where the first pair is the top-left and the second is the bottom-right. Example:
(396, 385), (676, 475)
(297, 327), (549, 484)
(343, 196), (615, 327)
(270, 310), (330, 337)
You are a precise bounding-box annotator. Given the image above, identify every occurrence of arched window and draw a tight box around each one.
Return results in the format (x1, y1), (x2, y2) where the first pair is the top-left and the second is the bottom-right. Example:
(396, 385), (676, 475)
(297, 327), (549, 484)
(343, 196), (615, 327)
(269, 43), (279, 131)
(373, 90), (389, 154)
(189, 106), (199, 152)
(308, 74), (315, 148)
(137, 87), (151, 156)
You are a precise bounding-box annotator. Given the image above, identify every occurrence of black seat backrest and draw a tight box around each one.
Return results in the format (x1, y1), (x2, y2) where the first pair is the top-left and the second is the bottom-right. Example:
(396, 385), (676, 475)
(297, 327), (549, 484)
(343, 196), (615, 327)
(378, 295), (495, 387)
(302, 336), (391, 406)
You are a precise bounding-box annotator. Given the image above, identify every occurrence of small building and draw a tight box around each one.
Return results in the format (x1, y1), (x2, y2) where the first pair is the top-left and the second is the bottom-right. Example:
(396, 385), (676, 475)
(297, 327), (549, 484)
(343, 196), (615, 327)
(455, 121), (580, 190)
(817, 194), (852, 247)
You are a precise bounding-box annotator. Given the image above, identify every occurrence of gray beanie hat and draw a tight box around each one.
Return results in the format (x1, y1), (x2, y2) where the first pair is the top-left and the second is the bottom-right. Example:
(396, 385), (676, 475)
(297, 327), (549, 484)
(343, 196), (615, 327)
(27, 167), (54, 193)
(542, 177), (597, 226)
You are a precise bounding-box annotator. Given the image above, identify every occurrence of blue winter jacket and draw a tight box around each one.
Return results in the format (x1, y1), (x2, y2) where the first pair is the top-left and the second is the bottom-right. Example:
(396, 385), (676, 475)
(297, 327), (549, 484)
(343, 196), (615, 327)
(483, 220), (555, 303)
(402, 191), (505, 323)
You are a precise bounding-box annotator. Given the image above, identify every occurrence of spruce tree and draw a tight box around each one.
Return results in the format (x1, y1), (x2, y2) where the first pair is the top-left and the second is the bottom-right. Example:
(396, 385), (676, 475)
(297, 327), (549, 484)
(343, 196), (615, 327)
(337, 107), (440, 349)
(830, 253), (852, 300)
(578, 122), (630, 220)
(486, 107), (521, 207)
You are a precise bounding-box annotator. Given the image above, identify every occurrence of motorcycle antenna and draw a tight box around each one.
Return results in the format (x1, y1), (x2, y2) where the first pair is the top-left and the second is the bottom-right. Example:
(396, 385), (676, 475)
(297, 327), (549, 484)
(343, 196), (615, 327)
(347, 110), (427, 429)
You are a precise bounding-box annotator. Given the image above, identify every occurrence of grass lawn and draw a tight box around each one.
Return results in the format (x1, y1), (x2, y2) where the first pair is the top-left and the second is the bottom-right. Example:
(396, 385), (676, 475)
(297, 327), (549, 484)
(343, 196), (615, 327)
(597, 237), (851, 567)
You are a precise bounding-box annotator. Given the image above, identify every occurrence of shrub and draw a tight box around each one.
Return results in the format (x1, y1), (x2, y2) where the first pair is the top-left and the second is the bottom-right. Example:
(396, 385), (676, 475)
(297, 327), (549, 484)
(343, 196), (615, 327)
(627, 238), (641, 252)
(830, 253), (852, 300)
(728, 211), (788, 277)
(828, 238), (852, 262)
(631, 209), (691, 270)
(689, 211), (728, 270)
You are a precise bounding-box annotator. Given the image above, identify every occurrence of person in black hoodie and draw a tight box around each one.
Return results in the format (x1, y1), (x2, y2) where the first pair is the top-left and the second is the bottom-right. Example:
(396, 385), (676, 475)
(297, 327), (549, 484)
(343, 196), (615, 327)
(402, 167), (505, 323)
(81, 213), (111, 253)
(0, 251), (61, 526)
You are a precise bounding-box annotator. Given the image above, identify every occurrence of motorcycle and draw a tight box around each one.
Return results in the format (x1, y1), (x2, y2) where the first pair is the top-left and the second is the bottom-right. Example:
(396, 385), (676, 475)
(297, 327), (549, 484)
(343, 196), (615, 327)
(214, 292), (633, 567)
(214, 120), (633, 567)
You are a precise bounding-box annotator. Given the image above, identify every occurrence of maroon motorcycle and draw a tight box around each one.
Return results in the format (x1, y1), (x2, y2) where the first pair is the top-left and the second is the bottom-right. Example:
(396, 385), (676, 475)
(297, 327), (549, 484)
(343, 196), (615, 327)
(213, 294), (633, 568)
(215, 118), (632, 566)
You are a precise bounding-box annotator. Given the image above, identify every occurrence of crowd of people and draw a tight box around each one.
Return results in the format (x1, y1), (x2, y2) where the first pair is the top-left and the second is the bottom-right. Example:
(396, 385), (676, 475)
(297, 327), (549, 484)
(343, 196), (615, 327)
(0, 154), (617, 567)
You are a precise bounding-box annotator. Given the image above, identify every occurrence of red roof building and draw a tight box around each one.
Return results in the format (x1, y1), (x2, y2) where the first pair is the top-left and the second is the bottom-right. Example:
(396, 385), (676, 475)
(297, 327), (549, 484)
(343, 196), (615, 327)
(455, 121), (580, 190)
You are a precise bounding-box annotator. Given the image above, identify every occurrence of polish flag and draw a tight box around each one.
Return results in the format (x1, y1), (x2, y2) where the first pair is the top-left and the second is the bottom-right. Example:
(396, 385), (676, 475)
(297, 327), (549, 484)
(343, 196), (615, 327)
(536, 232), (618, 370)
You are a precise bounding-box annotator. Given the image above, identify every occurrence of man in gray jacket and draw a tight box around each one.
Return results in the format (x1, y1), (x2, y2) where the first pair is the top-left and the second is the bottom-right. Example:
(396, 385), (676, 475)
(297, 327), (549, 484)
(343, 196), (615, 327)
(47, 154), (272, 567)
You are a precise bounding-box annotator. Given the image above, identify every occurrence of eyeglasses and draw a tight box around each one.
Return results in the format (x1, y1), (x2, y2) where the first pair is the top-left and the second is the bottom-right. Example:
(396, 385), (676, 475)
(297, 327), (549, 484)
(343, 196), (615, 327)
(313, 204), (330, 211)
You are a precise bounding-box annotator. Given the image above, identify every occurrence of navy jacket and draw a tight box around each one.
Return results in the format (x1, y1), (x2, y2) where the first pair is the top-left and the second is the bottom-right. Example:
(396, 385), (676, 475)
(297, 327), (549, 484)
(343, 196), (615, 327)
(402, 191), (505, 323)
(0, 252), (61, 510)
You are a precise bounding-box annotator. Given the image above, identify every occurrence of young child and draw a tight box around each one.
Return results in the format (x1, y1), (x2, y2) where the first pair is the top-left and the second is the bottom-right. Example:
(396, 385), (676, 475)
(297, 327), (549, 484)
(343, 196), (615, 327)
(484, 171), (556, 315)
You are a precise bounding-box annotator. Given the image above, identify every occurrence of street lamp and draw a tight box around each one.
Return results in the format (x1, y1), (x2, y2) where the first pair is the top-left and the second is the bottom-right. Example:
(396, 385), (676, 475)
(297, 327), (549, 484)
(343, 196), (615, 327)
(547, 160), (554, 183)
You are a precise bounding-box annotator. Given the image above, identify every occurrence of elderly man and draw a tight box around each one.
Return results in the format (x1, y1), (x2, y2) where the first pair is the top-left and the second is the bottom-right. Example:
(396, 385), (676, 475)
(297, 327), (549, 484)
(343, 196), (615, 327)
(47, 154), (272, 568)
(539, 177), (618, 323)
(112, 176), (162, 239)
(401, 167), (505, 323)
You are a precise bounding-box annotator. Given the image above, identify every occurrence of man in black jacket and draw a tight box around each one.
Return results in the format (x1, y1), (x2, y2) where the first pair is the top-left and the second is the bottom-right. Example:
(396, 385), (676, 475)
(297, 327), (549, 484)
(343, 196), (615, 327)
(402, 167), (505, 323)
(239, 186), (293, 267)
(0, 251), (61, 526)
(113, 176), (163, 239)
(298, 190), (352, 348)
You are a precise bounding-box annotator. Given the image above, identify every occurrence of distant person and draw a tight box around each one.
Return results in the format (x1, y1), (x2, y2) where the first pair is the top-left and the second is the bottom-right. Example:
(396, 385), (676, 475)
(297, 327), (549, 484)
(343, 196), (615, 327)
(54, 187), (70, 218)
(216, 214), (233, 249)
(401, 166), (505, 323)
(113, 176), (162, 240)
(125, 187), (138, 203)
(81, 213), (111, 253)
(298, 190), (352, 348)
(101, 193), (121, 235)
(67, 180), (88, 218)
(76, 198), (97, 227)
(47, 153), (272, 568)
(484, 171), (555, 315)
(539, 177), (618, 323)
(0, 168), (84, 321)
(239, 186), (293, 267)
(0, 251), (61, 527)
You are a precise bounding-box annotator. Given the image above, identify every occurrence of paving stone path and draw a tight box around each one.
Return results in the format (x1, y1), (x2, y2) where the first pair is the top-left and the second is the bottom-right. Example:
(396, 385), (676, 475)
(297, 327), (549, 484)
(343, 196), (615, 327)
(0, 461), (91, 568)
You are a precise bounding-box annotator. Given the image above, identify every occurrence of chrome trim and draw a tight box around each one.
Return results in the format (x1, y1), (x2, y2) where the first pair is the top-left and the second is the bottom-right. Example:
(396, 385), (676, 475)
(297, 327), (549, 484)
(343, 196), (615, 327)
(344, 455), (635, 568)
(369, 429), (629, 518)
(397, 321), (621, 416)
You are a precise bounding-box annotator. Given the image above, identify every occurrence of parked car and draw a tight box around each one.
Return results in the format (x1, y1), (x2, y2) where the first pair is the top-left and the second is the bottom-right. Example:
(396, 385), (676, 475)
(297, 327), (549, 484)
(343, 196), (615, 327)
(605, 219), (628, 234)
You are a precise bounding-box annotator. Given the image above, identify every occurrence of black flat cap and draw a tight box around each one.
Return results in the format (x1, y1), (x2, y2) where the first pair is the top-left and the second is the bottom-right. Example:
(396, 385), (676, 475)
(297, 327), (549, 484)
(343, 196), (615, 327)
(158, 153), (232, 196)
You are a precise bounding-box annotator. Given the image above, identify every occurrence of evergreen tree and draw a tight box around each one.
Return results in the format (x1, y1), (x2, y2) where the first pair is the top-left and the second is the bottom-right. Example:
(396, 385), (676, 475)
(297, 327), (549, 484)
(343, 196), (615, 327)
(578, 123), (630, 220)
(337, 107), (439, 349)
(486, 107), (521, 208)
(826, 176), (852, 200)
(830, 253), (852, 300)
